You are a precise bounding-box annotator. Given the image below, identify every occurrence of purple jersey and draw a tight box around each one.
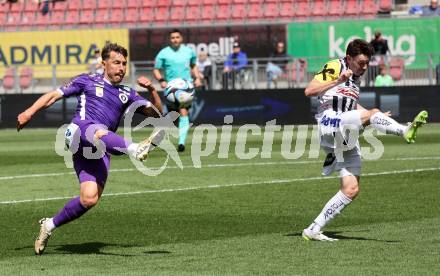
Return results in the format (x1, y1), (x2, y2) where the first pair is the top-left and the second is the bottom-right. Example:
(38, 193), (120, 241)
(58, 73), (150, 132)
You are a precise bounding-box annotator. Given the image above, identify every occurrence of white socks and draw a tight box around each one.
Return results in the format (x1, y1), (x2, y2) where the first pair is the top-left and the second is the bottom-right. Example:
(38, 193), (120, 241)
(307, 190), (352, 233)
(370, 112), (407, 136)
(45, 218), (56, 232)
(127, 143), (138, 158)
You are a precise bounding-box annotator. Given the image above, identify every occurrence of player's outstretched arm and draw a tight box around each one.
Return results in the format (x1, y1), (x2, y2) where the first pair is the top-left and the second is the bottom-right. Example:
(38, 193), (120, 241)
(17, 91), (63, 131)
(304, 69), (353, 97)
(137, 76), (163, 117)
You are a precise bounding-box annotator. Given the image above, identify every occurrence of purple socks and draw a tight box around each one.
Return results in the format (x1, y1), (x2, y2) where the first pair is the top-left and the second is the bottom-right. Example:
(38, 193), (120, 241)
(53, 197), (89, 227)
(99, 131), (131, 156)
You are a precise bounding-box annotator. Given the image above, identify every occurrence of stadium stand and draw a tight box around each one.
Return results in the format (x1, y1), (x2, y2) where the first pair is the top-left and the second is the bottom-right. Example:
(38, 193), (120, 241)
(312, 0), (328, 17)
(0, 0), (383, 30)
(2, 67), (16, 92)
(19, 67), (34, 91)
(363, 0), (379, 18)
(389, 57), (405, 81)
(379, 0), (393, 13)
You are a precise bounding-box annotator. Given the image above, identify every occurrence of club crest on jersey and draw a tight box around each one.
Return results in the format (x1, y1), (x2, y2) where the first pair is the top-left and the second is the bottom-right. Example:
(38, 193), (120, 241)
(119, 93), (128, 103)
(95, 86), (104, 97)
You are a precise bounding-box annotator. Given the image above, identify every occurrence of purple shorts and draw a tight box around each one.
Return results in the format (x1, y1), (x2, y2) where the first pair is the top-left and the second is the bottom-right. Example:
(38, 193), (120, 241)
(70, 121), (111, 187)
(73, 147), (110, 187)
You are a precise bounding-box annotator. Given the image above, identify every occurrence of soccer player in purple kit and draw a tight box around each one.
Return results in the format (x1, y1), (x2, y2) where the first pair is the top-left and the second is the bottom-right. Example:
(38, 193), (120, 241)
(17, 43), (164, 255)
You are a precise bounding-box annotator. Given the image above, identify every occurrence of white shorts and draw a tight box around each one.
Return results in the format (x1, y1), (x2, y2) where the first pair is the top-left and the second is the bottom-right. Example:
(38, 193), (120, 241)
(317, 109), (363, 177)
(322, 146), (361, 177)
(317, 109), (362, 150)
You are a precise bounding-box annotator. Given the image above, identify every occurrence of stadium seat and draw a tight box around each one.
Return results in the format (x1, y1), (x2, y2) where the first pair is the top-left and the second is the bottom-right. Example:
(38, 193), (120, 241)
(344, 0), (360, 17)
(203, 0), (217, 4)
(231, 4), (246, 20)
(279, 2), (294, 19)
(52, 0), (69, 11)
(21, 11), (35, 27)
(113, 0), (127, 9)
(379, 0), (393, 13)
(49, 11), (66, 27)
(5, 12), (21, 27)
(95, 9), (110, 26)
(290, 59), (307, 84)
(0, 12), (7, 26)
(187, 0), (200, 5)
(98, 0), (113, 9)
(10, 1), (24, 12)
(127, 0), (140, 8)
(19, 67), (34, 90)
(67, 0), (82, 11)
(389, 57), (405, 81)
(156, 0), (172, 7)
(169, 6), (185, 23)
(24, 0), (40, 12)
(140, 0), (156, 7)
(233, 0), (247, 3)
(172, 0), (187, 6)
(154, 7), (169, 22)
(65, 10), (80, 26)
(363, 0), (379, 17)
(218, 0), (232, 4)
(34, 12), (50, 27)
(328, 0), (343, 17)
(216, 4), (231, 22)
(249, 0), (263, 2)
(139, 7), (154, 23)
(295, 0), (311, 18)
(311, 0), (328, 17)
(201, 5), (215, 23)
(83, 0), (98, 10)
(248, 3), (264, 20)
(2, 67), (15, 91)
(185, 5), (201, 22)
(263, 2), (279, 18)
(110, 9), (124, 24)
(79, 9), (95, 25)
(125, 8), (139, 24)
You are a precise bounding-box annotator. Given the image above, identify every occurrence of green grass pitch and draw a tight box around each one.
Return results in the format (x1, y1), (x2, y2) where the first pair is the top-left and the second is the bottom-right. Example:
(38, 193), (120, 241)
(0, 124), (439, 275)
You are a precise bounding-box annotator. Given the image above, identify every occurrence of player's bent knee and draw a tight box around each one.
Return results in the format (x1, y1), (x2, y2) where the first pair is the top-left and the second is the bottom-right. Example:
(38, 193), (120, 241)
(80, 194), (99, 208)
(94, 129), (109, 140)
(343, 185), (359, 199)
(370, 108), (380, 116)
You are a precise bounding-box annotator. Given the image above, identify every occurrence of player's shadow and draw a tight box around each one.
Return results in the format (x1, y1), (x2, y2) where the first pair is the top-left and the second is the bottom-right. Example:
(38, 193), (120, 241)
(15, 242), (172, 256)
(286, 230), (401, 243)
(55, 242), (172, 256)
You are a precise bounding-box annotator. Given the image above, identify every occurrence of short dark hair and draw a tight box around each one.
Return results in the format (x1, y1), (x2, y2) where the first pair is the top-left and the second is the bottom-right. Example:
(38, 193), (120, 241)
(169, 29), (181, 36)
(346, 39), (374, 59)
(101, 43), (128, 60)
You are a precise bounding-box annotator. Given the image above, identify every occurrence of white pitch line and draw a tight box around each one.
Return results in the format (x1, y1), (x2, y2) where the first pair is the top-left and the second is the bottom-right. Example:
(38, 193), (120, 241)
(1, 156), (439, 182)
(1, 167), (439, 205)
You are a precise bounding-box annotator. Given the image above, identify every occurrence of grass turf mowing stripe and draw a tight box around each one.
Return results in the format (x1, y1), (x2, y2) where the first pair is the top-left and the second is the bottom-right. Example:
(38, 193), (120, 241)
(1, 166), (439, 205)
(0, 156), (439, 182)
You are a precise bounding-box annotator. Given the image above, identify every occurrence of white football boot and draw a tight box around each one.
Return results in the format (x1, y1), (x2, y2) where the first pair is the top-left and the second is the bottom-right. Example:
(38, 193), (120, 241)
(302, 228), (338, 241)
(136, 129), (165, 161)
(35, 218), (52, 255)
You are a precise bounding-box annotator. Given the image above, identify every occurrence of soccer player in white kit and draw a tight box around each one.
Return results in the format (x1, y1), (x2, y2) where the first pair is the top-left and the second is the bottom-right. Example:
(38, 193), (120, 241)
(302, 39), (428, 241)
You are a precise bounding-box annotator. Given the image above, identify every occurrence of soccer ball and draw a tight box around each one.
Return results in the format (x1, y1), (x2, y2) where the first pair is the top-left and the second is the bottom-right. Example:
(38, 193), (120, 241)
(164, 78), (195, 108)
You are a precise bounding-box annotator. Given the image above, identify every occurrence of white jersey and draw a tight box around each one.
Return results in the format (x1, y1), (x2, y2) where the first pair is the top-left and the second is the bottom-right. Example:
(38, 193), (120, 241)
(312, 58), (363, 155)
(315, 58), (361, 118)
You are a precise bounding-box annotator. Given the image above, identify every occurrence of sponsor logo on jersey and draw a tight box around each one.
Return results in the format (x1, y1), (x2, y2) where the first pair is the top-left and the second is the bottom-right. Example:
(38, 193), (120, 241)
(336, 87), (359, 100)
(119, 93), (128, 104)
(95, 86), (103, 97)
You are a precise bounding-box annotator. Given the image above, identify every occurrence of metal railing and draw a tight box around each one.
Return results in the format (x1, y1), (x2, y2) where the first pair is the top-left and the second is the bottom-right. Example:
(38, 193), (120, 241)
(1, 54), (439, 94)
